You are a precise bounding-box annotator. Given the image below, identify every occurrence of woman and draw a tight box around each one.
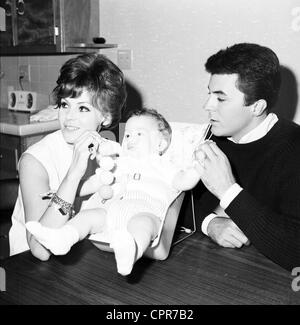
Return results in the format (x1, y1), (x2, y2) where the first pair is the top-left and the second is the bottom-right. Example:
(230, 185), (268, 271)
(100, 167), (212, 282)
(9, 53), (127, 260)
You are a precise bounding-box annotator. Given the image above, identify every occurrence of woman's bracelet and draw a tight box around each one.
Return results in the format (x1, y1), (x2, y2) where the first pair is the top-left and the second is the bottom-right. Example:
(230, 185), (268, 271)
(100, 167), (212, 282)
(48, 193), (75, 218)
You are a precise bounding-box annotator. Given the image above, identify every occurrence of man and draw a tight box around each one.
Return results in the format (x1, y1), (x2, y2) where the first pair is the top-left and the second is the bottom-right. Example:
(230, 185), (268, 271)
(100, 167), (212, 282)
(195, 43), (300, 271)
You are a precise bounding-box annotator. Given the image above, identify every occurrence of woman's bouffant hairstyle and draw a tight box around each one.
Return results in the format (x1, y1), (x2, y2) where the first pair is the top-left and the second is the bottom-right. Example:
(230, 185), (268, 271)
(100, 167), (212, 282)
(53, 53), (127, 129)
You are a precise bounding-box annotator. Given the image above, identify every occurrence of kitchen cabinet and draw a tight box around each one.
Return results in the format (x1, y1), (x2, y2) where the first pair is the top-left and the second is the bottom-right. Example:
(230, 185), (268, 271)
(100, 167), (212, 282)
(0, 132), (55, 179)
(0, 109), (60, 179)
(0, 0), (116, 55)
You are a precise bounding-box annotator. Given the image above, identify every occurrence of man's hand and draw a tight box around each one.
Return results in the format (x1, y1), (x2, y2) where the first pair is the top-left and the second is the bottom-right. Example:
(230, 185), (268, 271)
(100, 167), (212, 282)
(194, 141), (236, 199)
(207, 217), (250, 248)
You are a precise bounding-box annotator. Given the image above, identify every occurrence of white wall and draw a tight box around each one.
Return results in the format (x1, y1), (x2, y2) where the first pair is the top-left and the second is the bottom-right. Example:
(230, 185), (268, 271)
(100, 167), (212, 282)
(100, 0), (300, 124)
(1, 0), (299, 124)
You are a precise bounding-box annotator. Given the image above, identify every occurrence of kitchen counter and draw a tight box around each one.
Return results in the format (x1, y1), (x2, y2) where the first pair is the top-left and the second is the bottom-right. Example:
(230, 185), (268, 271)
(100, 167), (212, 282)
(0, 108), (60, 179)
(0, 109), (60, 136)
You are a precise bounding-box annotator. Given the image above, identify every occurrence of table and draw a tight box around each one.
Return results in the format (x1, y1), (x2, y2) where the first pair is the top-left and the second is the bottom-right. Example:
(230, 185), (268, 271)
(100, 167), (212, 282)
(0, 233), (299, 305)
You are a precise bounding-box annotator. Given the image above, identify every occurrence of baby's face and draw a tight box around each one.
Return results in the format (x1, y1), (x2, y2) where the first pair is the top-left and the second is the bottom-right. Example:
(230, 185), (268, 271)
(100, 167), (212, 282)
(122, 115), (162, 159)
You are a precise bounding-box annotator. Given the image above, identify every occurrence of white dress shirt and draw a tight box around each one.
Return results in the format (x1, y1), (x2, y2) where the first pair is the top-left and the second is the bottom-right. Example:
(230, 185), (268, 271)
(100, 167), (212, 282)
(201, 113), (278, 235)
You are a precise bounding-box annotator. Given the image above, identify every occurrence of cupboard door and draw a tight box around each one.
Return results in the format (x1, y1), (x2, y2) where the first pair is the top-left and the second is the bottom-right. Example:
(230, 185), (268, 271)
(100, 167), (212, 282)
(16, 0), (55, 46)
(0, 0), (14, 47)
(0, 0), (109, 54)
(0, 0), (56, 52)
(0, 145), (19, 179)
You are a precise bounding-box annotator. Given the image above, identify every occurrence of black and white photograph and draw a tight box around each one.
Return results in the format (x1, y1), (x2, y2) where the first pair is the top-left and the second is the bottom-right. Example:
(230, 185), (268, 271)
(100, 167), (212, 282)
(0, 0), (300, 308)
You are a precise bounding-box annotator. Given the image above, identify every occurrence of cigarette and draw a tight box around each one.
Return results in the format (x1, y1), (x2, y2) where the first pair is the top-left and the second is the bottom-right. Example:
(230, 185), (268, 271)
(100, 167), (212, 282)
(203, 123), (212, 141)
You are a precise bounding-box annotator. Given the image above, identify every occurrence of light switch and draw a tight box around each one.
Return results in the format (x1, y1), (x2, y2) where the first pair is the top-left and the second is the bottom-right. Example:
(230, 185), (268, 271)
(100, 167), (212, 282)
(117, 49), (132, 70)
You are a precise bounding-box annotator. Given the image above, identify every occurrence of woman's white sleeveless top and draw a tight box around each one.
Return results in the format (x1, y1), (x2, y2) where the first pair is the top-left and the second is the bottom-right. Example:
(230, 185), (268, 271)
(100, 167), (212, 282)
(9, 130), (73, 256)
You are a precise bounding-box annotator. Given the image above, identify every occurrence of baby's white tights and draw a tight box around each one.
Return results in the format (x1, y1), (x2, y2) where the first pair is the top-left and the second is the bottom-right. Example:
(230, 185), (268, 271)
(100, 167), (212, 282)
(110, 229), (137, 276)
(26, 221), (79, 255)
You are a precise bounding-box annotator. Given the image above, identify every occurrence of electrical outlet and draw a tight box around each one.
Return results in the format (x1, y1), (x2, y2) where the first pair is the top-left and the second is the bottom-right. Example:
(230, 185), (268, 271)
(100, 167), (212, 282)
(19, 64), (31, 82)
(117, 49), (132, 70)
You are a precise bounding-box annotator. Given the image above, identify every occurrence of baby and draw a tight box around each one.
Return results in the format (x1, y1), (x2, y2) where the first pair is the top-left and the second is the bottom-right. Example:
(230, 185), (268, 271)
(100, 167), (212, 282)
(26, 108), (204, 276)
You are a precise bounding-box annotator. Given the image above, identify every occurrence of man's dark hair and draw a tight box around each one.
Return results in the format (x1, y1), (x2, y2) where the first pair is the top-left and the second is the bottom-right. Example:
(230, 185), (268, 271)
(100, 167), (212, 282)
(205, 43), (281, 112)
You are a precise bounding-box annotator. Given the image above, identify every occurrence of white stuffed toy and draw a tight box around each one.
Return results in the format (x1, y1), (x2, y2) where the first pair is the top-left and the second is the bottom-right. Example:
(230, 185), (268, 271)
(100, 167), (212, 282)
(95, 140), (121, 201)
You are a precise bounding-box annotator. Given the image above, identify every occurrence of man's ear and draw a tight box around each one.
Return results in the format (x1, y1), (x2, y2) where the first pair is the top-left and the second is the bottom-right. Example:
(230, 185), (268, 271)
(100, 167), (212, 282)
(250, 99), (267, 117)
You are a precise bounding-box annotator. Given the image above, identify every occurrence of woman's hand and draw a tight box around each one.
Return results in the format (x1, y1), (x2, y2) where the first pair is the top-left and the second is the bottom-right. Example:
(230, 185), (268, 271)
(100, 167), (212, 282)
(67, 130), (103, 180)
